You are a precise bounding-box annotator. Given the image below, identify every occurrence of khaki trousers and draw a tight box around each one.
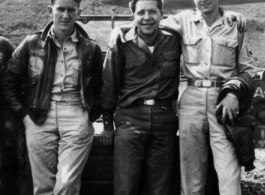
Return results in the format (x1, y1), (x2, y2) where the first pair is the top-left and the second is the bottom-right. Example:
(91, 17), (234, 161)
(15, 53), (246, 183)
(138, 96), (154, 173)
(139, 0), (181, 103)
(24, 101), (94, 195)
(179, 87), (241, 195)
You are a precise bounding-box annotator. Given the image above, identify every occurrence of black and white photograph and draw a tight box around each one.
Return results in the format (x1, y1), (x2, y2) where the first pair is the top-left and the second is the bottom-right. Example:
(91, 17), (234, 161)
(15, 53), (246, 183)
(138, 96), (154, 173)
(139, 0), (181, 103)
(0, 0), (264, 195)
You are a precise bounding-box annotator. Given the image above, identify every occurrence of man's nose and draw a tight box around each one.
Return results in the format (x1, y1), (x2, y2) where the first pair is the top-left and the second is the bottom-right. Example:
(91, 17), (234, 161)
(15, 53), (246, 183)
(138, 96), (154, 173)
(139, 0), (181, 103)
(62, 10), (70, 18)
(143, 12), (151, 20)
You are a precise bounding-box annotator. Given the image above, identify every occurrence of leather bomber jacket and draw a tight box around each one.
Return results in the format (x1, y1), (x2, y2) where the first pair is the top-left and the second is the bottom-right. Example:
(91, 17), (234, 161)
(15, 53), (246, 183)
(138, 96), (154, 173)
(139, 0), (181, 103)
(216, 72), (256, 171)
(2, 22), (103, 124)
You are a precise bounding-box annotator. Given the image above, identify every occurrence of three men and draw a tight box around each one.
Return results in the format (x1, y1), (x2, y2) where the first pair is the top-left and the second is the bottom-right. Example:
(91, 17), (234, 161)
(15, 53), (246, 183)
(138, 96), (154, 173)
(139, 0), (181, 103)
(100, 0), (181, 194)
(2, 0), (103, 194)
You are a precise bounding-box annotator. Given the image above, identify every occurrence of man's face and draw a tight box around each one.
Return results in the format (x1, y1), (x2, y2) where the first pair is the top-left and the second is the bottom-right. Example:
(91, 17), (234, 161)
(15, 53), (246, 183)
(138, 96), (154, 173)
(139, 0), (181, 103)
(193, 0), (219, 15)
(133, 1), (162, 36)
(48, 0), (81, 36)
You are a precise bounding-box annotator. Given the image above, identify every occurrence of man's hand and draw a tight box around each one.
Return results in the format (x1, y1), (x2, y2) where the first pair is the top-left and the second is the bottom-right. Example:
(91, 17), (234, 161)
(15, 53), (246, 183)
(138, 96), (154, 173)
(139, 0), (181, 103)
(108, 27), (125, 54)
(99, 126), (114, 146)
(224, 11), (247, 32)
(216, 93), (239, 125)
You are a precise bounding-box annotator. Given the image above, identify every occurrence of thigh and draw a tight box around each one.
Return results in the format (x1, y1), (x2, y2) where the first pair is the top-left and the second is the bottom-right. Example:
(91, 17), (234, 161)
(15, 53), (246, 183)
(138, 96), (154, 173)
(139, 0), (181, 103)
(207, 89), (241, 195)
(24, 108), (59, 195)
(113, 107), (149, 195)
(55, 104), (93, 195)
(57, 103), (94, 144)
(140, 108), (178, 195)
(178, 88), (209, 195)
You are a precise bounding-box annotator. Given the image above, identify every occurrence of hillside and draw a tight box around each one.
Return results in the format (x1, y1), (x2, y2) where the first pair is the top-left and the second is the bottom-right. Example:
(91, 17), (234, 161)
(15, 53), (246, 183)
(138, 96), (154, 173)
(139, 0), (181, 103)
(0, 0), (264, 66)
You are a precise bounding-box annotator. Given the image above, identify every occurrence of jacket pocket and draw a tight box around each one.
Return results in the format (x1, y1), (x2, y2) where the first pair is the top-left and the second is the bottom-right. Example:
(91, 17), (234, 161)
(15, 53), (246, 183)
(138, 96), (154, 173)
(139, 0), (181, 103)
(182, 35), (202, 64)
(161, 51), (179, 78)
(212, 38), (237, 66)
(125, 55), (146, 69)
(23, 78), (38, 105)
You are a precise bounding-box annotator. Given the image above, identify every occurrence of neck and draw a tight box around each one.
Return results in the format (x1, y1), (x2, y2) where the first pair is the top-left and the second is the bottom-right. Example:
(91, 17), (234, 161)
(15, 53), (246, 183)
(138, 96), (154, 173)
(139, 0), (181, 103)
(138, 30), (159, 47)
(54, 28), (74, 46)
(202, 7), (221, 27)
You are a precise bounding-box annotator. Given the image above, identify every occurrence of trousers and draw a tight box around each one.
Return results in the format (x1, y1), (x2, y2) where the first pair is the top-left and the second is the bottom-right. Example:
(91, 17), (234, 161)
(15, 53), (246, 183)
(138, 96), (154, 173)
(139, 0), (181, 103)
(24, 101), (94, 195)
(179, 87), (241, 195)
(114, 105), (178, 195)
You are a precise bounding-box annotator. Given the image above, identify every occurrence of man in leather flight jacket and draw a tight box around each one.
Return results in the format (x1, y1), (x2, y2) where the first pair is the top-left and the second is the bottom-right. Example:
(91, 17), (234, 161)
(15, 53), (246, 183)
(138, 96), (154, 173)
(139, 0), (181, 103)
(2, 0), (103, 194)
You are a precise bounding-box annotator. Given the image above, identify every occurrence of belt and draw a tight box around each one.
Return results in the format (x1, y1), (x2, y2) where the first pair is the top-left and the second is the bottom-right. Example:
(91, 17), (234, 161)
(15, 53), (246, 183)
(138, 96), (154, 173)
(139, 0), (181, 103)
(188, 79), (224, 88)
(133, 99), (172, 107)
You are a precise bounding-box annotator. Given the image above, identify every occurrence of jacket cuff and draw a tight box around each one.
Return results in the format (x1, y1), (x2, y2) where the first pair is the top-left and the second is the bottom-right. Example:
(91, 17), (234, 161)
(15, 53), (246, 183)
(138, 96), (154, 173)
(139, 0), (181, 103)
(17, 107), (29, 121)
(102, 109), (114, 130)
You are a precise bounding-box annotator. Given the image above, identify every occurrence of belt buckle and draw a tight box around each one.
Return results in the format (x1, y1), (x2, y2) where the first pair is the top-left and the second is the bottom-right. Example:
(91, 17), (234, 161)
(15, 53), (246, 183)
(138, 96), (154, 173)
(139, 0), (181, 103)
(144, 99), (155, 105)
(202, 80), (211, 87)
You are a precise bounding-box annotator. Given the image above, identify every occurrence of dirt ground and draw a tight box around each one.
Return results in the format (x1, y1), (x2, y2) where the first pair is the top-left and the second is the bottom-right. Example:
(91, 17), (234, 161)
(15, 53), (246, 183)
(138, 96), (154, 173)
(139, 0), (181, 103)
(0, 0), (265, 66)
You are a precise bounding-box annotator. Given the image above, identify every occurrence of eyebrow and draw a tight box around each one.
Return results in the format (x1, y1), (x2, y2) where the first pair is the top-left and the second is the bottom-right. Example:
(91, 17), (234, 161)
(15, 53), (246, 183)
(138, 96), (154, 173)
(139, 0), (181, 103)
(136, 8), (158, 12)
(56, 6), (77, 11)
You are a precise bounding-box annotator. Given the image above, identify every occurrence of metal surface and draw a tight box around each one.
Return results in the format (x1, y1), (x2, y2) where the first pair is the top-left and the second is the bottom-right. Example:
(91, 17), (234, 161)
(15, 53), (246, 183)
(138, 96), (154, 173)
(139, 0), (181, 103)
(101, 0), (265, 9)
(252, 71), (265, 148)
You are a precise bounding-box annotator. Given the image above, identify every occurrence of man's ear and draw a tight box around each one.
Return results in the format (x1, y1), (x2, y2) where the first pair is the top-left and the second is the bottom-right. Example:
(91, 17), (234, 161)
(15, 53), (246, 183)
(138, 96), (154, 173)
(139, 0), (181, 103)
(132, 15), (136, 26)
(78, 8), (82, 17)
(47, 6), (53, 16)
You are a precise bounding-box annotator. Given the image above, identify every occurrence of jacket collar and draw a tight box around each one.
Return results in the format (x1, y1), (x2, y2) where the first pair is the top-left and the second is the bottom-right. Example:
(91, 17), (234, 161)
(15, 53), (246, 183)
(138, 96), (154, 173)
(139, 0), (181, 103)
(124, 26), (172, 56)
(49, 25), (78, 45)
(40, 21), (90, 42)
(125, 26), (172, 42)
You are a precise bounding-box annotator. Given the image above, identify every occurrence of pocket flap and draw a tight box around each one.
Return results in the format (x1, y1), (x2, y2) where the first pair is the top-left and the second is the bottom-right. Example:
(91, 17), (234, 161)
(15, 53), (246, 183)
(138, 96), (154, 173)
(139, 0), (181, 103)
(126, 56), (146, 68)
(183, 35), (202, 45)
(214, 38), (238, 48)
(162, 51), (179, 60)
(72, 61), (81, 70)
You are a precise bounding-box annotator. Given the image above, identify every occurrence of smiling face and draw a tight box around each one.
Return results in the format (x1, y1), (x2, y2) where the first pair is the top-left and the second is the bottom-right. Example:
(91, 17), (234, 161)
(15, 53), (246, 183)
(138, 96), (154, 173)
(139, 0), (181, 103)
(193, 0), (219, 15)
(48, 0), (81, 38)
(133, 1), (162, 37)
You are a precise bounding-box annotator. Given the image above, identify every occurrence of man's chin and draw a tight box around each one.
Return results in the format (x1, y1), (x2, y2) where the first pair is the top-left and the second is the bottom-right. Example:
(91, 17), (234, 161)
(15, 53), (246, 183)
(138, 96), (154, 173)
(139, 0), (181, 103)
(140, 29), (157, 36)
(58, 27), (73, 33)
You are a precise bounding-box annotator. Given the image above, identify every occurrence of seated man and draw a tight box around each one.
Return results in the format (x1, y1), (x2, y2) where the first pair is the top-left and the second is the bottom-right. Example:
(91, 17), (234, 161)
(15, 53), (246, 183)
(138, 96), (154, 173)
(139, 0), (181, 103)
(100, 0), (181, 194)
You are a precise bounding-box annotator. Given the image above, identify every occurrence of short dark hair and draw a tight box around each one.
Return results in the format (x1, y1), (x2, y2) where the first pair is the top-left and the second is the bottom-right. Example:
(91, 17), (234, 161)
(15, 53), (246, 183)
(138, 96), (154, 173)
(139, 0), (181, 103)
(51, 0), (81, 6)
(129, 0), (163, 13)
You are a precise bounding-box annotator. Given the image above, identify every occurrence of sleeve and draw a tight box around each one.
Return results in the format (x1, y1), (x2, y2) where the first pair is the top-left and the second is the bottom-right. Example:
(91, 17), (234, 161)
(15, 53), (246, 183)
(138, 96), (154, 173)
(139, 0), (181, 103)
(100, 46), (124, 129)
(3, 38), (15, 64)
(120, 23), (134, 34)
(237, 31), (257, 78)
(2, 37), (30, 119)
(100, 47), (123, 112)
(0, 37), (15, 73)
(92, 44), (104, 100)
(159, 13), (183, 34)
(89, 43), (104, 122)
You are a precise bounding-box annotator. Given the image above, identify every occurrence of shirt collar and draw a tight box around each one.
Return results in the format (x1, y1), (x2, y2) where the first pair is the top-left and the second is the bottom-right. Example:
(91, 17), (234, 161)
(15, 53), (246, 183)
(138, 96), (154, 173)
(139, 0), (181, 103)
(189, 10), (203, 23)
(49, 25), (79, 43)
(124, 26), (172, 42)
(189, 9), (224, 30)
